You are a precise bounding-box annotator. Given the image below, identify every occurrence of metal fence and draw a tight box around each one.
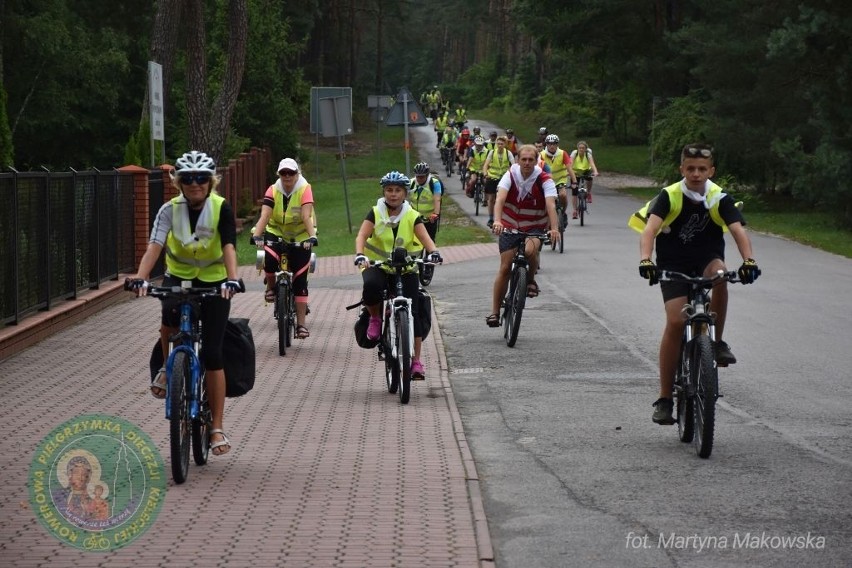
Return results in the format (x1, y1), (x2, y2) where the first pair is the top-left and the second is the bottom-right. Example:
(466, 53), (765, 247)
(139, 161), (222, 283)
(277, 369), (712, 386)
(0, 169), (137, 325)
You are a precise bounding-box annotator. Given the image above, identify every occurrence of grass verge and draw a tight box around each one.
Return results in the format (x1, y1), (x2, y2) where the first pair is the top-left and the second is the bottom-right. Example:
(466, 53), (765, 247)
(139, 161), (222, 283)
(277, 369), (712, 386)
(236, 121), (492, 265)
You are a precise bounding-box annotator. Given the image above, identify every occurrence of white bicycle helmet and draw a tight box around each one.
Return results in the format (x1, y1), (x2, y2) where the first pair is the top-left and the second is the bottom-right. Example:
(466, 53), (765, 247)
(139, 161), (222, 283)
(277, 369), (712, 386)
(474, 136), (485, 145)
(413, 162), (430, 176)
(545, 134), (560, 145)
(175, 150), (216, 174)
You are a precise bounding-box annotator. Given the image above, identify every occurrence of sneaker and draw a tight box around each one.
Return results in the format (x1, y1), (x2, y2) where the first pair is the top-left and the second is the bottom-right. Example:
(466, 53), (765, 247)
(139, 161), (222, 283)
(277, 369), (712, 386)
(487, 219), (494, 228)
(715, 340), (737, 366)
(411, 359), (425, 379)
(366, 316), (382, 341)
(652, 398), (675, 425)
(572, 211), (578, 220)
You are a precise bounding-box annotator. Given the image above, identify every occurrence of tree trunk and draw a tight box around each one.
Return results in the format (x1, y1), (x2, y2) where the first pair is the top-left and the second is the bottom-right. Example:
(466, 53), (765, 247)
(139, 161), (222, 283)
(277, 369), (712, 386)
(142, 0), (183, 125)
(184, 0), (248, 165)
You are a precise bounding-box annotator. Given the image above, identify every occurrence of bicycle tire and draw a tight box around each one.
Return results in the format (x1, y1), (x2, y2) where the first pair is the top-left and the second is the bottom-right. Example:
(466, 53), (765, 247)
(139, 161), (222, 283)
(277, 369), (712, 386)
(579, 195), (586, 227)
(558, 219), (565, 254)
(191, 377), (211, 465)
(397, 309), (412, 404)
(277, 281), (289, 356)
(474, 189), (481, 216)
(169, 351), (191, 484)
(693, 335), (718, 458)
(504, 266), (527, 347)
(676, 344), (694, 443)
(382, 318), (400, 394)
(550, 212), (558, 251)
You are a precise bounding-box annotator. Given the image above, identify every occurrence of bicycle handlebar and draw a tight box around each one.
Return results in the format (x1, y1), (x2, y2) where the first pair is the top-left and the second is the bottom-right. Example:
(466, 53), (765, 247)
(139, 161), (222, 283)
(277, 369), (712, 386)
(657, 269), (741, 286)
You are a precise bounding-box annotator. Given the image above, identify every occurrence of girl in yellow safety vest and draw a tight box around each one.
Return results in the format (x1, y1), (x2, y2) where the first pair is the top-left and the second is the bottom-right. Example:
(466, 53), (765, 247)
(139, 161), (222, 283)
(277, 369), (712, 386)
(354, 171), (442, 380)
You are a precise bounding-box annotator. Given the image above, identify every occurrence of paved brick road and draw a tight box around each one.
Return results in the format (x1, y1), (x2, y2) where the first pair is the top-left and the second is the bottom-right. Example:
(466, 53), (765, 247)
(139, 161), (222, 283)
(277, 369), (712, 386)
(0, 244), (497, 568)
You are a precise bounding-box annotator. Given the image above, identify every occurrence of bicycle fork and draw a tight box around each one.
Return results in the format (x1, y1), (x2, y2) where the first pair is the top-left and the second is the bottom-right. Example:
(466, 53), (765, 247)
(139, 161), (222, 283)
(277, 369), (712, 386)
(383, 298), (413, 360)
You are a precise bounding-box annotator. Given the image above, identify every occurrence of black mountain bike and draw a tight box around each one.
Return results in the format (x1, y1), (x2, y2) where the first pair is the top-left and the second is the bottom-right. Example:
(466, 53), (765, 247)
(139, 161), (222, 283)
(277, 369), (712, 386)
(577, 175), (592, 226)
(258, 237), (315, 356)
(472, 176), (485, 216)
(657, 269), (740, 458)
(500, 230), (544, 347)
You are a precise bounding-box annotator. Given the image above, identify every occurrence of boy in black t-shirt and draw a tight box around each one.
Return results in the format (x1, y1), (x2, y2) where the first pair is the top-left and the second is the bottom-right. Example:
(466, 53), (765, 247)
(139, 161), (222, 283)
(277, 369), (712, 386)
(636, 143), (761, 425)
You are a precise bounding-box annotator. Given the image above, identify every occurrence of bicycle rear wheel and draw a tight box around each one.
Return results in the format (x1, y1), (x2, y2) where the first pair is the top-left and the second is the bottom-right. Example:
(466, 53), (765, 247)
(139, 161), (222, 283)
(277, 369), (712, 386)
(676, 345), (694, 443)
(169, 351), (191, 484)
(474, 188), (481, 216)
(277, 281), (290, 356)
(191, 376), (211, 465)
(504, 266), (527, 347)
(396, 310), (412, 404)
(693, 335), (718, 458)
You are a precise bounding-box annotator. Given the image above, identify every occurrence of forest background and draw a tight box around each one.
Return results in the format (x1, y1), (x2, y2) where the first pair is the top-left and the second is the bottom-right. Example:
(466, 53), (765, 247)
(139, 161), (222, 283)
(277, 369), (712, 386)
(2, 0), (851, 229)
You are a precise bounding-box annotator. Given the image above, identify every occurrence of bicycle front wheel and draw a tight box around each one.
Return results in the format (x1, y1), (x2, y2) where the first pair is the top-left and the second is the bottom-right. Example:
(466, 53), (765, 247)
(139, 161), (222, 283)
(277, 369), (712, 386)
(169, 351), (191, 484)
(191, 375), (211, 465)
(474, 189), (481, 216)
(382, 322), (400, 394)
(676, 344), (694, 443)
(693, 335), (718, 458)
(277, 281), (290, 356)
(397, 309), (412, 404)
(579, 195), (586, 226)
(504, 267), (527, 347)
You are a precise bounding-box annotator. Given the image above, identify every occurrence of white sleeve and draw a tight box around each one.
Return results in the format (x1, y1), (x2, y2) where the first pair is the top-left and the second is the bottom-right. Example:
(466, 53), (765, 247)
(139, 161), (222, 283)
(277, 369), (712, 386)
(149, 203), (173, 245)
(497, 171), (512, 192)
(542, 177), (557, 198)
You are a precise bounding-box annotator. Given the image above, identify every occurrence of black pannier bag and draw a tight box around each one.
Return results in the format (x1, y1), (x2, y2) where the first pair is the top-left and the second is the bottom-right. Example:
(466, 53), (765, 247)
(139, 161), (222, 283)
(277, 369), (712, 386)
(148, 317), (256, 398)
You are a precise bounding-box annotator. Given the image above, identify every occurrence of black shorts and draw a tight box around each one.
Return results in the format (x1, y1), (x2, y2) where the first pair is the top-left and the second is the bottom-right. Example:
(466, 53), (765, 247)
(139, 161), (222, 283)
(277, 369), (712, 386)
(659, 257), (723, 302)
(484, 177), (500, 195)
(498, 230), (545, 254)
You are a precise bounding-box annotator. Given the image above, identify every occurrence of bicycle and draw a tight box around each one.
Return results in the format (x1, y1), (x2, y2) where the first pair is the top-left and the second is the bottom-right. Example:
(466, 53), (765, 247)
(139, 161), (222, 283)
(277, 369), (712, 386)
(256, 237), (316, 356)
(577, 174), (592, 226)
(656, 269), (740, 459)
(500, 230), (545, 347)
(551, 183), (567, 253)
(125, 280), (221, 483)
(367, 248), (437, 404)
(441, 146), (455, 177)
(472, 175), (485, 217)
(458, 156), (469, 189)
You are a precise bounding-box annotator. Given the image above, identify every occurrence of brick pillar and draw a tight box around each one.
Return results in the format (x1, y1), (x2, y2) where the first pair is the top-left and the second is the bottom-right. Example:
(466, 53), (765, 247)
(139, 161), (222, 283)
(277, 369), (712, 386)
(159, 164), (178, 200)
(118, 165), (152, 267)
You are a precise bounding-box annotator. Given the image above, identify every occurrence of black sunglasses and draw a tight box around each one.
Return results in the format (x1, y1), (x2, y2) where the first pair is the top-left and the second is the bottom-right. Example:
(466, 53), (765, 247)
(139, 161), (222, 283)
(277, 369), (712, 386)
(683, 146), (713, 158)
(178, 173), (211, 185)
(278, 170), (297, 177)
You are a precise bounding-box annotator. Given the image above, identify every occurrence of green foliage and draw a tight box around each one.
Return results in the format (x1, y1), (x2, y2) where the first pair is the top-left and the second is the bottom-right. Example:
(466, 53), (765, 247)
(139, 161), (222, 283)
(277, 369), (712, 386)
(649, 94), (710, 183)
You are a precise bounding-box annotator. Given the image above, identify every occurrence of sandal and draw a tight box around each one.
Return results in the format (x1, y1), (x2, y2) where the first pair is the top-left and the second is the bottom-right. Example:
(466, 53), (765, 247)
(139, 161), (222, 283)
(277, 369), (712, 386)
(151, 368), (167, 399)
(295, 325), (310, 339)
(485, 313), (500, 328)
(527, 281), (540, 298)
(264, 289), (275, 302)
(210, 429), (231, 456)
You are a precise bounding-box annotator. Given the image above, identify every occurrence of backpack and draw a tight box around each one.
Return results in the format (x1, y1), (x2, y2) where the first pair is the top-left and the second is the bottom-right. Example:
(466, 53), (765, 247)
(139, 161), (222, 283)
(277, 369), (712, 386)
(148, 317), (256, 398)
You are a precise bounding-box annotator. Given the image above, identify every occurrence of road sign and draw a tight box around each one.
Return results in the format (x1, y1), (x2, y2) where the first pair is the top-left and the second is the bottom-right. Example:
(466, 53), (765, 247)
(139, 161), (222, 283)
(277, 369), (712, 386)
(310, 87), (351, 134)
(385, 87), (428, 126)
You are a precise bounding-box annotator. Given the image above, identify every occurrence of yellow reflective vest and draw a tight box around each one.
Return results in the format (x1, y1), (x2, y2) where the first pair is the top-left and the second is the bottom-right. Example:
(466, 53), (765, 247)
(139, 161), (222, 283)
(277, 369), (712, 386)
(628, 182), (734, 234)
(486, 149), (511, 179)
(540, 149), (569, 185)
(365, 206), (423, 274)
(266, 182), (313, 242)
(165, 193), (227, 281)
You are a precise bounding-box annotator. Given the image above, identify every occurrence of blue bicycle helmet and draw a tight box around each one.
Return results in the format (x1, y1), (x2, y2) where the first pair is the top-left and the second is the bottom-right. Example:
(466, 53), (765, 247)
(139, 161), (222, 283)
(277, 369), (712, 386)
(413, 162), (430, 175)
(380, 171), (410, 188)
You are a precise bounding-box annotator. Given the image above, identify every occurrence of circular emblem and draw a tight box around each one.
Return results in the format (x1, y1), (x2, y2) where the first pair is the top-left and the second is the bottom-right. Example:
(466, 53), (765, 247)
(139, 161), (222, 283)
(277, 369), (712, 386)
(28, 414), (166, 551)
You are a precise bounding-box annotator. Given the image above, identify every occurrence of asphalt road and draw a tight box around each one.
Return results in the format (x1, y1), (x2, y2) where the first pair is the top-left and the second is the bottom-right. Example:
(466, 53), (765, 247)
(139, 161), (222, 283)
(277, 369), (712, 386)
(408, 120), (852, 567)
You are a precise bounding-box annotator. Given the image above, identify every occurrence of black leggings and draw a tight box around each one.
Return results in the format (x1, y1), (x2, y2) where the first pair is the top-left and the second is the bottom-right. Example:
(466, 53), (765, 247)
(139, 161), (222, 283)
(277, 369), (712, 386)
(160, 275), (230, 371)
(361, 267), (425, 337)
